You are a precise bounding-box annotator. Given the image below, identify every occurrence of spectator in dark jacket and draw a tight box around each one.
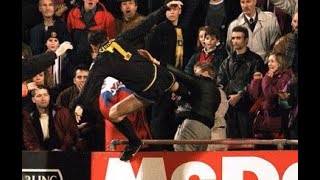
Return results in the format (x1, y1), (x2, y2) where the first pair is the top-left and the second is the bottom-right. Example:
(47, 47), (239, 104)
(217, 26), (265, 138)
(137, 50), (220, 151)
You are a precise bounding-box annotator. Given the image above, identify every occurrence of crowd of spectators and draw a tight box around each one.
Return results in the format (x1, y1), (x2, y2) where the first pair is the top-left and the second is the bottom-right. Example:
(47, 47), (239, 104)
(22, 0), (298, 152)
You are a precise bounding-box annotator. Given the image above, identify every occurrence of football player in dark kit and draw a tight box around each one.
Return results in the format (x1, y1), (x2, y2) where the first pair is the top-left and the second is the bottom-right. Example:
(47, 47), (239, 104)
(74, 0), (183, 161)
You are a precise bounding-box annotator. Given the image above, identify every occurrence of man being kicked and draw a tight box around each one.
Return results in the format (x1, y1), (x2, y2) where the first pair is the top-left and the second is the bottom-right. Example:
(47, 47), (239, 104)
(138, 50), (221, 151)
(74, 0), (183, 161)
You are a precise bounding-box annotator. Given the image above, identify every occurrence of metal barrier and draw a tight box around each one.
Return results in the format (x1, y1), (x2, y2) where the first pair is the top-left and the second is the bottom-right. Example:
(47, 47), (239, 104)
(110, 139), (298, 151)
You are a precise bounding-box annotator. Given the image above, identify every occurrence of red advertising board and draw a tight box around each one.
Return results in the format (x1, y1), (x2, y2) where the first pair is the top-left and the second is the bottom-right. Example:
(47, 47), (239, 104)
(91, 151), (298, 180)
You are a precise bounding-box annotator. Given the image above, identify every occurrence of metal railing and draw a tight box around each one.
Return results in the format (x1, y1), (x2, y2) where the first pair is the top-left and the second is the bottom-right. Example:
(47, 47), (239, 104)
(110, 139), (298, 151)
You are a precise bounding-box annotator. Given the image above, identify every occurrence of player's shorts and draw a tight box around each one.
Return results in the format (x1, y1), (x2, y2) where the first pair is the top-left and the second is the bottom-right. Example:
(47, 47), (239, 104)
(134, 64), (175, 104)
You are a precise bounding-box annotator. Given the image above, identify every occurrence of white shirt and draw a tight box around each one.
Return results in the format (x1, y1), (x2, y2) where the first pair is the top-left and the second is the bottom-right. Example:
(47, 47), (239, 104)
(245, 14), (256, 23)
(39, 114), (50, 140)
(53, 56), (61, 85)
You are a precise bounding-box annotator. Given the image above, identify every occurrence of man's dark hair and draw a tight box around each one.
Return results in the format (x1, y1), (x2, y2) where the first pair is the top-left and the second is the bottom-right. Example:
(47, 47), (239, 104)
(205, 26), (220, 40)
(88, 30), (108, 46)
(30, 84), (49, 97)
(232, 26), (249, 39)
(73, 64), (89, 78)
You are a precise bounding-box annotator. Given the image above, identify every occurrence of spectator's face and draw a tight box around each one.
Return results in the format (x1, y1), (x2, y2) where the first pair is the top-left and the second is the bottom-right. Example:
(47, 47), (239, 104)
(198, 30), (206, 48)
(32, 72), (45, 86)
(267, 55), (280, 72)
(32, 89), (50, 109)
(231, 32), (247, 50)
(83, 0), (99, 11)
(166, 5), (181, 24)
(73, 70), (89, 91)
(204, 35), (218, 51)
(240, 0), (256, 16)
(46, 38), (60, 52)
(121, 0), (138, 20)
(291, 13), (298, 30)
(39, 0), (55, 18)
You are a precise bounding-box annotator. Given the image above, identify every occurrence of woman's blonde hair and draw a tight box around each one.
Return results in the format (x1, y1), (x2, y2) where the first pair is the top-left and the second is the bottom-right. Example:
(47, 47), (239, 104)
(268, 52), (289, 71)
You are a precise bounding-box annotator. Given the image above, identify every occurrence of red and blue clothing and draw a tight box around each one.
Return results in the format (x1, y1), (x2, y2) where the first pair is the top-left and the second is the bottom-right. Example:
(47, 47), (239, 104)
(99, 77), (151, 151)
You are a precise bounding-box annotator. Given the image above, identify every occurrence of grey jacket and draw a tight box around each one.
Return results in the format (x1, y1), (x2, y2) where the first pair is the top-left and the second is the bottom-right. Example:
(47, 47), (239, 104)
(213, 89), (228, 129)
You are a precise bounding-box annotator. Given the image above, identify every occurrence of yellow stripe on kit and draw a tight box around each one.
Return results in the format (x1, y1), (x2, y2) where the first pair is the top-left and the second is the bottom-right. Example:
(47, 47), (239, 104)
(99, 41), (132, 61)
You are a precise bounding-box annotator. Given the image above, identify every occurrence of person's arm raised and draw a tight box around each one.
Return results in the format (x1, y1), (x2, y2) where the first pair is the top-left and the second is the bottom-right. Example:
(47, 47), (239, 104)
(118, 1), (183, 42)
